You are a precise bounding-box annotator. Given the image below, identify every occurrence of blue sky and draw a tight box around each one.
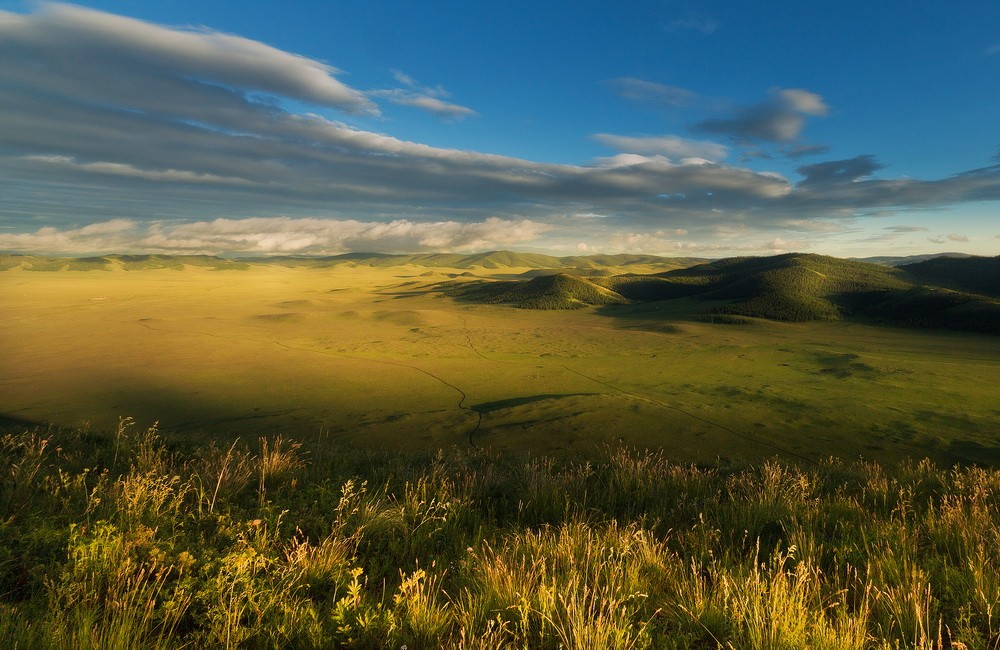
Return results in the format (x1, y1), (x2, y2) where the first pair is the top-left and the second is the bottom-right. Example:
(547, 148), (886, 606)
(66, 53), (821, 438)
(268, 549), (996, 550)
(0, 1), (998, 257)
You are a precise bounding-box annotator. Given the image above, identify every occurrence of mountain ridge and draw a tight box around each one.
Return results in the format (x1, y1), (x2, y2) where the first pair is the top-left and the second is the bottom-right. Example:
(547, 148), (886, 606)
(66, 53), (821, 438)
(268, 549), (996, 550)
(0, 250), (705, 272)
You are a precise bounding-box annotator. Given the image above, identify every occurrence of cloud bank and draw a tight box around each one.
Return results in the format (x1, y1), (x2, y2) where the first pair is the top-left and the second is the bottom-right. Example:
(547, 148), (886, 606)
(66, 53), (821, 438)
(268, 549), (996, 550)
(0, 217), (552, 256)
(0, 4), (998, 257)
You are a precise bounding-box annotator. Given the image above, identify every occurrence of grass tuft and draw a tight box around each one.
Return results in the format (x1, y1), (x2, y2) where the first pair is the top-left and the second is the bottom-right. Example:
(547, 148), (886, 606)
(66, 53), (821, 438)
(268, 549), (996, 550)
(2, 422), (1000, 647)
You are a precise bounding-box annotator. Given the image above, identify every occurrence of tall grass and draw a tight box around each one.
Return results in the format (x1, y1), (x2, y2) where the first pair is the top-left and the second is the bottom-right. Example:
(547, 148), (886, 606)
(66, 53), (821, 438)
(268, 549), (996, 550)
(1, 421), (999, 647)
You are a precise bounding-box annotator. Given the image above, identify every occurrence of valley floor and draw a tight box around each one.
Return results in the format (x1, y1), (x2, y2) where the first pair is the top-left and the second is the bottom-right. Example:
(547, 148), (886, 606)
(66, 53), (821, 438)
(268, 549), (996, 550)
(1, 265), (999, 465)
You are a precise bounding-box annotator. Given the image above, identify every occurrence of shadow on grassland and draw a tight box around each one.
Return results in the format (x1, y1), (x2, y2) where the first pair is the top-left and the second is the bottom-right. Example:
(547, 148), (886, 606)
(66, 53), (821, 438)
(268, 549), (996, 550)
(470, 393), (599, 414)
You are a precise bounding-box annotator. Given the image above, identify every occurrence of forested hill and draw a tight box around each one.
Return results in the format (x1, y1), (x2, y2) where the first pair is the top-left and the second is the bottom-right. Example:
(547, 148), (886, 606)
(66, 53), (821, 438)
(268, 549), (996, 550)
(463, 253), (1000, 334)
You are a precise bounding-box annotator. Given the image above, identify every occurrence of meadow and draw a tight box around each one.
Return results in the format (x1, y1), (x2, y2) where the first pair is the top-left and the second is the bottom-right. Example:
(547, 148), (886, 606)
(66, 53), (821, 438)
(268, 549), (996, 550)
(1, 262), (998, 465)
(2, 258), (1000, 648)
(2, 422), (1000, 648)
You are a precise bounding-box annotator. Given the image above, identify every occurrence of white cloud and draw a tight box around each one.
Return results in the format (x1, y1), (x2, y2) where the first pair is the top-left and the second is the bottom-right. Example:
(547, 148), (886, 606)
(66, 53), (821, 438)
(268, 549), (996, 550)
(764, 237), (805, 251)
(391, 69), (417, 86)
(592, 153), (673, 169)
(947, 233), (969, 242)
(1, 4), (1000, 257)
(22, 155), (255, 185)
(780, 89), (828, 117)
(605, 232), (699, 255)
(0, 219), (140, 253)
(370, 70), (476, 120)
(601, 232), (804, 256)
(387, 94), (477, 119)
(607, 77), (698, 108)
(0, 3), (375, 114)
(0, 216), (552, 256)
(697, 88), (828, 142)
(781, 219), (847, 233)
(883, 225), (930, 233)
(592, 133), (728, 161)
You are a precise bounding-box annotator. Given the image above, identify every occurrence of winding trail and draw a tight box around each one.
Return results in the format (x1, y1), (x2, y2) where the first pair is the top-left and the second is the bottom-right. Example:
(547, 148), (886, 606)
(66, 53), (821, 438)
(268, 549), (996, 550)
(270, 339), (484, 447)
(108, 316), (485, 446)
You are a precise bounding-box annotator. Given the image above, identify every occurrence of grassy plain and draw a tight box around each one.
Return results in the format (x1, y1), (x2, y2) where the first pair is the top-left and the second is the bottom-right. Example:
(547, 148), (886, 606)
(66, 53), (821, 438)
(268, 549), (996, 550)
(3, 261), (1000, 648)
(4, 425), (1000, 648)
(2, 263), (998, 466)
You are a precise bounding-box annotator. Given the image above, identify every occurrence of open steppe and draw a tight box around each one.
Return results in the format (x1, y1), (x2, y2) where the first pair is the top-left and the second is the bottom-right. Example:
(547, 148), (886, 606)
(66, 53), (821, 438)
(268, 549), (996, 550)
(3, 259), (998, 466)
(4, 255), (1000, 648)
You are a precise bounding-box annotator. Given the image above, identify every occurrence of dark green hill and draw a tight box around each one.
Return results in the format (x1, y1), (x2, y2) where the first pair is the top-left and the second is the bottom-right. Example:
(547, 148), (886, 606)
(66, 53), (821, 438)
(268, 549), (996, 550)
(852, 252), (973, 266)
(648, 254), (1000, 332)
(463, 252), (1000, 333)
(858, 287), (1000, 332)
(460, 273), (629, 309)
(597, 254), (910, 321)
(705, 254), (912, 321)
(900, 255), (1000, 298)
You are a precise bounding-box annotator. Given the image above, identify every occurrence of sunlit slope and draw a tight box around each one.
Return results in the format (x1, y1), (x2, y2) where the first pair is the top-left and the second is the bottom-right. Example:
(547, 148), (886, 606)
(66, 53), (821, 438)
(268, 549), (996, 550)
(460, 273), (629, 309)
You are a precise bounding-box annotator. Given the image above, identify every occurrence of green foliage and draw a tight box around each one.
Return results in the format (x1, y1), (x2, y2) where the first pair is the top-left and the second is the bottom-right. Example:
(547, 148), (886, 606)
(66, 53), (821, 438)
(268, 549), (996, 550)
(462, 273), (629, 309)
(465, 252), (1000, 333)
(902, 255), (1000, 298)
(4, 422), (1000, 647)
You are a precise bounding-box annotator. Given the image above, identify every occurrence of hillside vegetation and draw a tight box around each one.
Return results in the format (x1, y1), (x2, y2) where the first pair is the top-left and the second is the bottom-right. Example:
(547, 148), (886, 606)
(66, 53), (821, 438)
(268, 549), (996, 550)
(3, 420), (1000, 648)
(852, 252), (973, 266)
(901, 255), (1000, 298)
(460, 273), (629, 309)
(463, 253), (1000, 333)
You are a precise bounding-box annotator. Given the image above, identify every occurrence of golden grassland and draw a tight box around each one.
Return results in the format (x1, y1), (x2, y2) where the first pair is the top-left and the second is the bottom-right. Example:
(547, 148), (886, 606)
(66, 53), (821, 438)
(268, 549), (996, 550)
(2, 423), (1000, 648)
(3, 263), (1000, 647)
(2, 264), (999, 465)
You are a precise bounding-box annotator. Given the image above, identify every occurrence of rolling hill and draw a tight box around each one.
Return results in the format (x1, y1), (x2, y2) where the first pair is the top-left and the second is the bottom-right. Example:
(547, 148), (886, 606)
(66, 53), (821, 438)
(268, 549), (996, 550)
(900, 255), (1000, 298)
(4, 250), (997, 333)
(851, 252), (973, 266)
(0, 254), (250, 271)
(459, 273), (629, 309)
(0, 251), (705, 273)
(463, 253), (1000, 333)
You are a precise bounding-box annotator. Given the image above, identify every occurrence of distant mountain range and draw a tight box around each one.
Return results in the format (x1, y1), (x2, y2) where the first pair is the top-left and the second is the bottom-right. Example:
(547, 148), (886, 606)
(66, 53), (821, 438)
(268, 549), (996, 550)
(1, 250), (979, 272)
(3, 250), (997, 334)
(0, 251), (703, 273)
(461, 252), (1000, 334)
